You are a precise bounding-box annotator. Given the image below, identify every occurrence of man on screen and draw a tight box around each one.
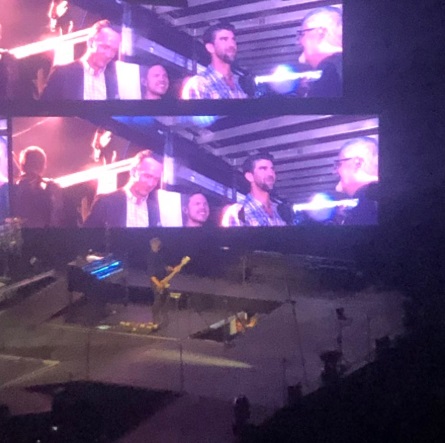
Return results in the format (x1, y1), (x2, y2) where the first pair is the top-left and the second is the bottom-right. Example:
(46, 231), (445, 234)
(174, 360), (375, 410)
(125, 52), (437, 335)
(222, 153), (287, 227)
(40, 19), (121, 100)
(83, 149), (162, 228)
(13, 146), (64, 228)
(182, 22), (247, 99)
(183, 192), (210, 227)
(297, 6), (343, 97)
(48, 1), (74, 35)
(143, 64), (170, 100)
(334, 137), (379, 225)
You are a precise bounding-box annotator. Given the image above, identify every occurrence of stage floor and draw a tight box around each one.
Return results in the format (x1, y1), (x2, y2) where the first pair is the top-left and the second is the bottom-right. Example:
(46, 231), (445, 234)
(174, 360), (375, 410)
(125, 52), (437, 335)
(0, 263), (406, 441)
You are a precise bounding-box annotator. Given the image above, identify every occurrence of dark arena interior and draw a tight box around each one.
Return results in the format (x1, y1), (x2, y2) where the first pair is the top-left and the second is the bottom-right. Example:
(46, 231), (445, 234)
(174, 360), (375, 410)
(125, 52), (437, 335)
(0, 0), (445, 442)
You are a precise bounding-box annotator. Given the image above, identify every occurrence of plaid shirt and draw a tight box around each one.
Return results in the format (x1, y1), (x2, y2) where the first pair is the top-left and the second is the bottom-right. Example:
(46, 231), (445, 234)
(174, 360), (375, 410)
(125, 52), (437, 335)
(226, 194), (287, 227)
(183, 65), (247, 99)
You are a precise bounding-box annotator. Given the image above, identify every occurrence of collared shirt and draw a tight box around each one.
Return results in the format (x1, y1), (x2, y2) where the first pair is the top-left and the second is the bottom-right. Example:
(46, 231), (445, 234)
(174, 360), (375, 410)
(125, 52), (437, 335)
(82, 58), (107, 100)
(183, 65), (247, 99)
(125, 187), (149, 228)
(226, 194), (287, 227)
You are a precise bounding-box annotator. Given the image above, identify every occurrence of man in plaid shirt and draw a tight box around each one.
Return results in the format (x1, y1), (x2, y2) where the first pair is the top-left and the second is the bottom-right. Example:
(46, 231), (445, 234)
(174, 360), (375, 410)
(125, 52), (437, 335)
(182, 22), (247, 100)
(221, 153), (288, 227)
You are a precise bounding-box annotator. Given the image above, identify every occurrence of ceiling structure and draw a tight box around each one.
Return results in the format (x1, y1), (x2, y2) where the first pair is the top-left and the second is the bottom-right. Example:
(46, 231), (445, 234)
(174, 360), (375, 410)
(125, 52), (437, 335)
(108, 113), (378, 205)
(140, 0), (343, 76)
(64, 0), (342, 81)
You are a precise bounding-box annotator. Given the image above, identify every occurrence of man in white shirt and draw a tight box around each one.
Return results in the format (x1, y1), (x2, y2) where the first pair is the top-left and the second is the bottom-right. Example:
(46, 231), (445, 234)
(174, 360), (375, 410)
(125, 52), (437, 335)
(41, 19), (121, 100)
(83, 150), (163, 228)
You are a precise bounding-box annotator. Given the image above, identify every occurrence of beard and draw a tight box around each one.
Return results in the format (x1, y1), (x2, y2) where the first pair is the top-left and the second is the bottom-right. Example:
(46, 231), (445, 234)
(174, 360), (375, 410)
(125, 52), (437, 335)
(257, 180), (274, 193)
(216, 50), (236, 65)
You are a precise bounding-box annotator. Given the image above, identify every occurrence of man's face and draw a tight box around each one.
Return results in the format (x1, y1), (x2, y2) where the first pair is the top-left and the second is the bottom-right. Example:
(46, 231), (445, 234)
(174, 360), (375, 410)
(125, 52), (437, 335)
(146, 65), (169, 98)
(297, 19), (323, 67)
(247, 159), (276, 193)
(150, 237), (161, 253)
(186, 193), (209, 226)
(207, 29), (237, 65)
(88, 27), (121, 70)
(132, 157), (162, 198)
(334, 153), (358, 196)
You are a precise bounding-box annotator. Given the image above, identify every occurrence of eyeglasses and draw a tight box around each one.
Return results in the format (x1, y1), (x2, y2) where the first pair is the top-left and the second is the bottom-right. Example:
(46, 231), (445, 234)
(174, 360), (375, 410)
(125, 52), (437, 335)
(296, 27), (320, 38)
(333, 157), (354, 170)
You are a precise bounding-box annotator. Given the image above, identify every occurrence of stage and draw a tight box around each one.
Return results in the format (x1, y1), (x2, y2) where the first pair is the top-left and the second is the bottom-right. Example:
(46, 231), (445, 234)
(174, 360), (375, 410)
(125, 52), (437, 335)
(0, 256), (405, 440)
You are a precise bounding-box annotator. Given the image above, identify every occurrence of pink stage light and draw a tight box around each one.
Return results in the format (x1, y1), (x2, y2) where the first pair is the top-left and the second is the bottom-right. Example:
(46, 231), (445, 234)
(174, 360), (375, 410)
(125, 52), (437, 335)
(9, 28), (90, 59)
(54, 159), (134, 189)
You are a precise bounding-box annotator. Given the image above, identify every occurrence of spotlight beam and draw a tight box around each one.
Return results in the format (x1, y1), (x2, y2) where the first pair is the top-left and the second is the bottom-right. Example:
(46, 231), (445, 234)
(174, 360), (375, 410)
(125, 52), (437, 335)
(293, 198), (358, 212)
(54, 159), (134, 189)
(9, 28), (90, 60)
(255, 70), (323, 85)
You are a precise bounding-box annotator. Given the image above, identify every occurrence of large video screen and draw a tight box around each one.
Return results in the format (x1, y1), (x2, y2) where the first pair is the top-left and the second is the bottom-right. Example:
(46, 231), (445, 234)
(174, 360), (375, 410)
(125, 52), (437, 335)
(0, 1), (343, 100)
(10, 114), (378, 228)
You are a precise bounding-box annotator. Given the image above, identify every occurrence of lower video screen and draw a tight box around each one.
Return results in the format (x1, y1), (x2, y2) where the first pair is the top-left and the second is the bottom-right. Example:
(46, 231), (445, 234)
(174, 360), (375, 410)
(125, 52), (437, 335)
(9, 115), (379, 228)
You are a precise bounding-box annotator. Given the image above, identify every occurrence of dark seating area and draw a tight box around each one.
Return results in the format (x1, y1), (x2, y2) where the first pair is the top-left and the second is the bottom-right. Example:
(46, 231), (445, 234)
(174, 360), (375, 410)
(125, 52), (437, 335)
(1, 382), (178, 442)
(239, 334), (445, 442)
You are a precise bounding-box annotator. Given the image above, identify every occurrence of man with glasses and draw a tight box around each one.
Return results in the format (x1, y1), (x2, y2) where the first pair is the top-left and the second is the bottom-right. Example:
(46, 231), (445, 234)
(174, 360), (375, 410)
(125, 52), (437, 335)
(41, 20), (121, 100)
(334, 137), (379, 225)
(297, 6), (343, 97)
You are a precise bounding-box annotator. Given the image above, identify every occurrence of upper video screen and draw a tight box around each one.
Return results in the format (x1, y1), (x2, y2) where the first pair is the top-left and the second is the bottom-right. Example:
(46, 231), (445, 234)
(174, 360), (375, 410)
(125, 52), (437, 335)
(0, 1), (343, 100)
(10, 114), (378, 228)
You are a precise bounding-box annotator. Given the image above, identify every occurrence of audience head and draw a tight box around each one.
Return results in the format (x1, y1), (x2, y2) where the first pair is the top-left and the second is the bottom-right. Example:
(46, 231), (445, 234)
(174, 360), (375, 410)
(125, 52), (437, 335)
(149, 236), (162, 253)
(144, 64), (170, 99)
(183, 192), (210, 227)
(128, 149), (163, 199)
(203, 22), (237, 66)
(297, 6), (342, 68)
(86, 20), (121, 72)
(334, 136), (379, 196)
(19, 146), (47, 177)
(242, 153), (277, 194)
